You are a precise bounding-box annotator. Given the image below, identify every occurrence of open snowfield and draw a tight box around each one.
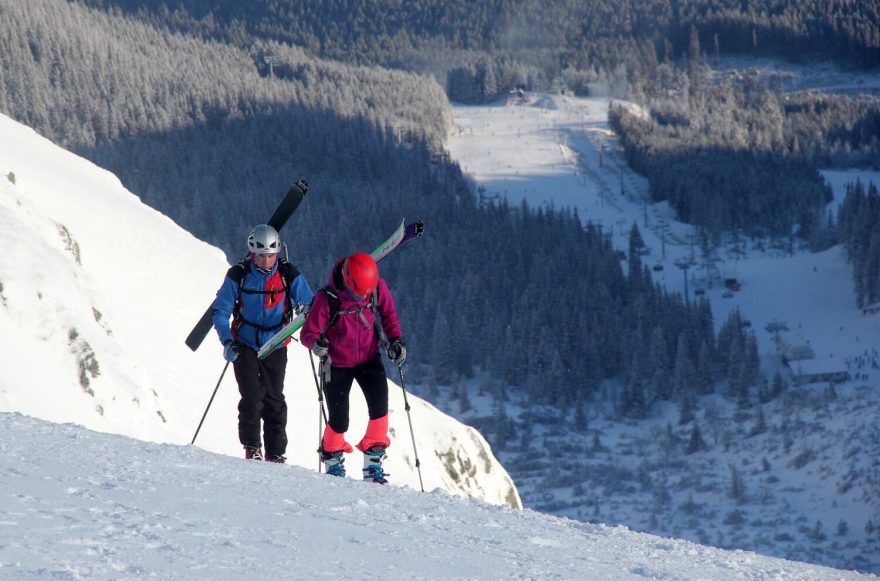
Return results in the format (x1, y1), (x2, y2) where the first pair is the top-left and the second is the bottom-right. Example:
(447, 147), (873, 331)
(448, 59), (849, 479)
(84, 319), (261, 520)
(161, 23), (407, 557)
(0, 411), (868, 580)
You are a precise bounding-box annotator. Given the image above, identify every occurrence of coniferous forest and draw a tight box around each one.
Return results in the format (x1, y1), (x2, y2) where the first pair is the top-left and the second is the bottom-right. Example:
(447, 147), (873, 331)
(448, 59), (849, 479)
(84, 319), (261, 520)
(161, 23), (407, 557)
(2, 0), (877, 425)
(838, 180), (880, 309)
(609, 62), (879, 246)
(70, 0), (880, 104)
(0, 0), (733, 411)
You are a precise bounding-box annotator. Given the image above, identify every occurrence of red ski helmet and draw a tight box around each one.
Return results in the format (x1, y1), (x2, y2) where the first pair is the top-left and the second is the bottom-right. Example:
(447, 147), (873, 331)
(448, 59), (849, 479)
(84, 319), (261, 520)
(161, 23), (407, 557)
(342, 253), (379, 298)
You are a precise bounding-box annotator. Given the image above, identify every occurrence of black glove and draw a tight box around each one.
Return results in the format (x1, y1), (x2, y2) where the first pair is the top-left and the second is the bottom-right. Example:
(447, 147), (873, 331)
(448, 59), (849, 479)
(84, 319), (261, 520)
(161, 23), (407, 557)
(223, 340), (240, 363)
(312, 337), (329, 358)
(387, 338), (407, 366)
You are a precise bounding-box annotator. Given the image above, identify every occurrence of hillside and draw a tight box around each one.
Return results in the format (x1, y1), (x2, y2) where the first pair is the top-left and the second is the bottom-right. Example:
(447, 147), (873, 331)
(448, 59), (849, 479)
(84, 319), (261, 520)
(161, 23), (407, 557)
(0, 412), (868, 580)
(0, 0), (709, 398)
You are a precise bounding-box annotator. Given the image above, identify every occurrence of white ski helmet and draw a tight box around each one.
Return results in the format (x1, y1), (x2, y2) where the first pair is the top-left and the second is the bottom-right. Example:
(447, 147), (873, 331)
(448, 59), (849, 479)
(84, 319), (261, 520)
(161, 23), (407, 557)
(247, 224), (281, 255)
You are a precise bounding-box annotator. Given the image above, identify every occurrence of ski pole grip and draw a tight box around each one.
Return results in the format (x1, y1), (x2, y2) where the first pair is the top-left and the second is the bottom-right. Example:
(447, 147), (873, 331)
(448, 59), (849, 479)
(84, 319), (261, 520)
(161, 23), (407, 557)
(320, 355), (332, 383)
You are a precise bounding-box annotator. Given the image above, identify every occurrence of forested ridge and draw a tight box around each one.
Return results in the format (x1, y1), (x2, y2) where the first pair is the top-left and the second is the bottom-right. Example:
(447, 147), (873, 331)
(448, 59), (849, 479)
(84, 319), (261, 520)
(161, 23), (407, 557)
(610, 70), (879, 243)
(77, 0), (880, 103)
(65, 1), (879, 257)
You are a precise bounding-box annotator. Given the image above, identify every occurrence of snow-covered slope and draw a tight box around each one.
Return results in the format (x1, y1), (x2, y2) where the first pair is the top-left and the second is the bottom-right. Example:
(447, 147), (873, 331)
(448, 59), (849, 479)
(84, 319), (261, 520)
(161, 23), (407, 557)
(0, 113), (519, 508)
(0, 411), (868, 580)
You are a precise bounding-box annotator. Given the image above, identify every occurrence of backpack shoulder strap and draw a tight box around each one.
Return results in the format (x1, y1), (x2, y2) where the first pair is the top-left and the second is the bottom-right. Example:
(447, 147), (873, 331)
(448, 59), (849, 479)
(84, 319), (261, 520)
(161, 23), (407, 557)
(226, 259), (250, 296)
(318, 286), (341, 336)
(318, 284), (386, 346)
(370, 285), (379, 311)
(277, 259), (300, 289)
(369, 285), (388, 348)
(226, 259), (250, 326)
(325, 287), (341, 326)
(235, 259), (296, 298)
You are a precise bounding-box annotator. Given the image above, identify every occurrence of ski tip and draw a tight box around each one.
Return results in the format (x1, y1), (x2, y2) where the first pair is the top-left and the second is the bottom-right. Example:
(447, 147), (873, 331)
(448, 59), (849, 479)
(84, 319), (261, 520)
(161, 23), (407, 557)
(292, 179), (309, 197)
(409, 220), (425, 237)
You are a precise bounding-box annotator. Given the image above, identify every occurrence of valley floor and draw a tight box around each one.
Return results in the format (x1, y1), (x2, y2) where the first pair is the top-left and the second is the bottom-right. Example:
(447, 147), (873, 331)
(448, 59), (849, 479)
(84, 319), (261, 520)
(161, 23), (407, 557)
(443, 90), (880, 574)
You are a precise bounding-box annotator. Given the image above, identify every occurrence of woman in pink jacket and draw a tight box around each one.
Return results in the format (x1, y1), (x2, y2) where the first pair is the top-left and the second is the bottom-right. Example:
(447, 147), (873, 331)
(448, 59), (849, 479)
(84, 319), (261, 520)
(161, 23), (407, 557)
(300, 252), (407, 483)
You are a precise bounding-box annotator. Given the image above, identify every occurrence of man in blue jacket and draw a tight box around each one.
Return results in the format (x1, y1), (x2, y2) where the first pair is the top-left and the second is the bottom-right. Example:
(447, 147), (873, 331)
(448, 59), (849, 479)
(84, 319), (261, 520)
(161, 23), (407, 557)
(212, 224), (314, 462)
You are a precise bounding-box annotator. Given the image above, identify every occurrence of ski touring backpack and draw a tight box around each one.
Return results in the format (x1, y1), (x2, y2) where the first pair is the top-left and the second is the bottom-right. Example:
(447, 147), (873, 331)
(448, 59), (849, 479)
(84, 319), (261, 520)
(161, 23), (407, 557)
(318, 266), (388, 347)
(227, 257), (300, 333)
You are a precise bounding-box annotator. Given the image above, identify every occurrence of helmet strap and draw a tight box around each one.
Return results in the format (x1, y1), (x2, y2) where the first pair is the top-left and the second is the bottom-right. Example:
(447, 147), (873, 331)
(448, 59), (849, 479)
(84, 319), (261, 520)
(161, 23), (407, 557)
(345, 286), (366, 302)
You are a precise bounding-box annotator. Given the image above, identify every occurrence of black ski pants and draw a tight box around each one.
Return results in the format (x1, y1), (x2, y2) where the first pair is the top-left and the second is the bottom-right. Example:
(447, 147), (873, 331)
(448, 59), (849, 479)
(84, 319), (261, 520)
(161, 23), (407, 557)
(324, 353), (389, 434)
(232, 345), (287, 457)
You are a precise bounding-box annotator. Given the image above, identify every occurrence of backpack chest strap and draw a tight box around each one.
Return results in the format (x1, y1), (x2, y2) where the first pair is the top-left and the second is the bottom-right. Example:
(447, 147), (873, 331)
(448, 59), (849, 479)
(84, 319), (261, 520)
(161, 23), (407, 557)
(319, 287), (386, 348)
(239, 287), (286, 296)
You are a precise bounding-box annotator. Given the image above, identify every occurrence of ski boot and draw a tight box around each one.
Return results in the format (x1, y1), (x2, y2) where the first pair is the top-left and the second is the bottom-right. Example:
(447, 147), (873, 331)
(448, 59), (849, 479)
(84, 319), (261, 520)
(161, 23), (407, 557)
(244, 446), (264, 461)
(362, 446), (388, 484)
(321, 449), (346, 477)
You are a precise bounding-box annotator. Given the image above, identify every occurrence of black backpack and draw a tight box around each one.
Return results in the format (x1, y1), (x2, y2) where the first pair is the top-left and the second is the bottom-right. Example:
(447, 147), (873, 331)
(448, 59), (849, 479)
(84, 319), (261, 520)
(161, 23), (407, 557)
(228, 258), (300, 332)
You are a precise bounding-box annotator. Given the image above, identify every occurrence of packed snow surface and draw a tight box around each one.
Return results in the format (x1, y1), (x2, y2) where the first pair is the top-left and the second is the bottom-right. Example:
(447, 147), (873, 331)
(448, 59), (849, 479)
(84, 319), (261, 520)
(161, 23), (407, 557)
(0, 412), (867, 580)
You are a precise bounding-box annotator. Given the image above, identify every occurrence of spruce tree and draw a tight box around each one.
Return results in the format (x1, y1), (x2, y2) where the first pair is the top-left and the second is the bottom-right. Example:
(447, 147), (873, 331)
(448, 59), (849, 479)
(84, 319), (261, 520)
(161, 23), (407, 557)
(686, 422), (706, 454)
(697, 340), (714, 394)
(649, 326), (671, 400)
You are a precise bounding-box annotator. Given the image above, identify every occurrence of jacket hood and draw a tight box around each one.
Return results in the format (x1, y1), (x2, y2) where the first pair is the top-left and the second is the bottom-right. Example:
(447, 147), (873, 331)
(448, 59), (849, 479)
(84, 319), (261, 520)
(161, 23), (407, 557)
(327, 258), (345, 290)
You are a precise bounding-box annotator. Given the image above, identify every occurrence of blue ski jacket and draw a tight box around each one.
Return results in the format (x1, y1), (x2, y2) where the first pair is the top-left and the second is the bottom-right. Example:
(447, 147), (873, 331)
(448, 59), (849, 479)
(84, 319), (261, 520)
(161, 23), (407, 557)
(212, 258), (314, 352)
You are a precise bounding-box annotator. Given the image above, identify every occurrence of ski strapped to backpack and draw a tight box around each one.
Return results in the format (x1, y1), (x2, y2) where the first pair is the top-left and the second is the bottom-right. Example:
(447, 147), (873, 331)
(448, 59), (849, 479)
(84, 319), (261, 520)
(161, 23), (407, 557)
(185, 180), (309, 351)
(256, 219), (424, 359)
(227, 258), (301, 334)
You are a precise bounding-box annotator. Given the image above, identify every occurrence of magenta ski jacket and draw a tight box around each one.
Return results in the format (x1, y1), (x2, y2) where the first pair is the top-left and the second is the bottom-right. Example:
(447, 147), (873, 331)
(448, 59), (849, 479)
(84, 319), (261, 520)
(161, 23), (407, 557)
(300, 260), (402, 368)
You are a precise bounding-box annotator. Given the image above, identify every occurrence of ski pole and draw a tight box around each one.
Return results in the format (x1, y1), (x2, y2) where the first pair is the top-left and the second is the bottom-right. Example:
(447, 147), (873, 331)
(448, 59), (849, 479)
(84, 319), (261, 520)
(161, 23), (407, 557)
(308, 352), (329, 472)
(190, 361), (230, 445)
(396, 365), (424, 492)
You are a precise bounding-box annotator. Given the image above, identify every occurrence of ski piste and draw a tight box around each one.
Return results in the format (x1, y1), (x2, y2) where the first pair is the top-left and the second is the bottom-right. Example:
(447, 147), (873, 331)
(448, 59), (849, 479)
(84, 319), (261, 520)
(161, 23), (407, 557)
(184, 180), (309, 351)
(257, 219), (424, 359)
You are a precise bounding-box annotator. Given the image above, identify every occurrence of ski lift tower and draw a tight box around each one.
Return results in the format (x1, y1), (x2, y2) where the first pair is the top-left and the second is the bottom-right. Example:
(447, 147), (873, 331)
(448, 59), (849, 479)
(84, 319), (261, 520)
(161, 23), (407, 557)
(264, 55), (281, 78)
(675, 260), (691, 305)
